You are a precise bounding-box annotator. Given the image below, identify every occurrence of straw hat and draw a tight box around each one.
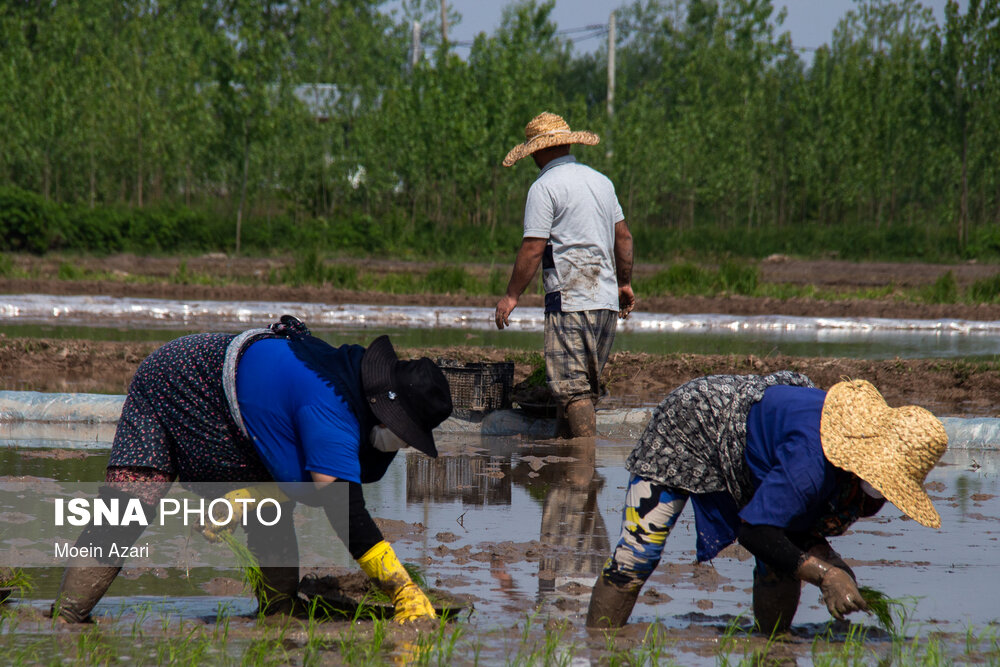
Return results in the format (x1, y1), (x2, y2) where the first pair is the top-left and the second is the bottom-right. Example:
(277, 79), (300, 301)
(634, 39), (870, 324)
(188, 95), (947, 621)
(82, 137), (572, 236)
(502, 112), (600, 167)
(820, 379), (948, 528)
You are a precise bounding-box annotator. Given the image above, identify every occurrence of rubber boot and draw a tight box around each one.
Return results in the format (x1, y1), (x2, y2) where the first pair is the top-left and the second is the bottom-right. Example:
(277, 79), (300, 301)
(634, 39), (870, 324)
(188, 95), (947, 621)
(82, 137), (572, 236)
(53, 564), (122, 623)
(244, 500), (303, 616)
(752, 565), (801, 635)
(585, 574), (640, 628)
(554, 404), (573, 439)
(51, 487), (154, 623)
(565, 398), (597, 438)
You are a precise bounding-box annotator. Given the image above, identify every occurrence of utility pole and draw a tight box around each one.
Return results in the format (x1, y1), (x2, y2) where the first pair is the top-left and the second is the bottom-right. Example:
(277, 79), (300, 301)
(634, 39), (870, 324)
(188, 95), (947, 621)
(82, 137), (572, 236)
(607, 11), (616, 156)
(440, 0), (448, 46)
(607, 11), (615, 120)
(411, 21), (421, 68)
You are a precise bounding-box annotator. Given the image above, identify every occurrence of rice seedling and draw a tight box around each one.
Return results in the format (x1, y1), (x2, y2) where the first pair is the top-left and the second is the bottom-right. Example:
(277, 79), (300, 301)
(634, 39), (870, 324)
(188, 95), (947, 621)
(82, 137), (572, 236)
(0, 568), (34, 595)
(859, 585), (900, 635)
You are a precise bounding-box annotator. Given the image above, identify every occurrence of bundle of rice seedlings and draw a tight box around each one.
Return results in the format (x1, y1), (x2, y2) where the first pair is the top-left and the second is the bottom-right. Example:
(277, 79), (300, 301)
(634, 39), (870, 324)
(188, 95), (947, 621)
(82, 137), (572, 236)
(859, 585), (898, 634)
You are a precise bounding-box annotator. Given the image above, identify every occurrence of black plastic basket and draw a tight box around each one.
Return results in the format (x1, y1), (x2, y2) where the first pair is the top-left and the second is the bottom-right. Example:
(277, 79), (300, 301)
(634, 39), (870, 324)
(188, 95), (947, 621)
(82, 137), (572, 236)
(436, 359), (514, 414)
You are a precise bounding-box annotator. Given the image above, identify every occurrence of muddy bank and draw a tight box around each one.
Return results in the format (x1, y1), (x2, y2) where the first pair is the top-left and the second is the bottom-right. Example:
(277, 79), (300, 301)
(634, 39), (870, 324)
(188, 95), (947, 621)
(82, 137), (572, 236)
(4, 254), (1000, 322)
(2, 336), (998, 416)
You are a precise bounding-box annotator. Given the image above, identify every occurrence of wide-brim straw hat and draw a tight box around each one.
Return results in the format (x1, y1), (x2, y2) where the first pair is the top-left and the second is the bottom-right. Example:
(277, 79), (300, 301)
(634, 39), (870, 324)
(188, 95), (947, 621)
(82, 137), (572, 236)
(361, 335), (453, 458)
(502, 112), (600, 167)
(820, 379), (948, 528)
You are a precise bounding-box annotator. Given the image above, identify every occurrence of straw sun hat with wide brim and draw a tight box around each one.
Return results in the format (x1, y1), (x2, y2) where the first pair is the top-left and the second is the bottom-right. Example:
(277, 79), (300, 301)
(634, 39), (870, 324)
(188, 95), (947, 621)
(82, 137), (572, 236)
(820, 379), (948, 528)
(502, 112), (600, 167)
(361, 335), (453, 458)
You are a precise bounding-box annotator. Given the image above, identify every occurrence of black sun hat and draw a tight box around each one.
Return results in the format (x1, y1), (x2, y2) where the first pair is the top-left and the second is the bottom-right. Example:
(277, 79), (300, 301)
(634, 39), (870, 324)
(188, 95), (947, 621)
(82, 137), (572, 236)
(361, 335), (453, 458)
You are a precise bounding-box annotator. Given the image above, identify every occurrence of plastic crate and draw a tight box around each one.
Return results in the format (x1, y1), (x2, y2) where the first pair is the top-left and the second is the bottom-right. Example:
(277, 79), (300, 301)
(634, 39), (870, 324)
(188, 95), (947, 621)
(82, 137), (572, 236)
(436, 359), (514, 414)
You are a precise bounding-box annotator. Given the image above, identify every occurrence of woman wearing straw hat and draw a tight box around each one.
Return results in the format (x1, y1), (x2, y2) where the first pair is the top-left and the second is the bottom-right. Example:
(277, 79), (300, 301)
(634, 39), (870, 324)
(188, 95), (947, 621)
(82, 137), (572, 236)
(53, 316), (452, 624)
(495, 112), (634, 438)
(586, 372), (948, 633)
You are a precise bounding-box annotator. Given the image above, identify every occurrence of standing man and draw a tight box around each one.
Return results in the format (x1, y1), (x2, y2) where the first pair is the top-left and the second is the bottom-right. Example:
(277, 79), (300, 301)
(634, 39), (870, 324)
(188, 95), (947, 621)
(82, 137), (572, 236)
(495, 112), (634, 438)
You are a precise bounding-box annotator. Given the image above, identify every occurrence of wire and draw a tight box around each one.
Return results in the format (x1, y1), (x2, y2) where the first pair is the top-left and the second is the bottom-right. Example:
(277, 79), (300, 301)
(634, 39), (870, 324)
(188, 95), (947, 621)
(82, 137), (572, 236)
(442, 21), (820, 52)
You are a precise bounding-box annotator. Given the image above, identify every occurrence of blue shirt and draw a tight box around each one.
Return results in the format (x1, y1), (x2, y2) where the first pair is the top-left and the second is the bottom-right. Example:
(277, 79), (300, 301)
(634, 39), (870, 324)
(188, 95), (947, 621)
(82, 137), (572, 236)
(690, 384), (838, 561)
(236, 339), (363, 484)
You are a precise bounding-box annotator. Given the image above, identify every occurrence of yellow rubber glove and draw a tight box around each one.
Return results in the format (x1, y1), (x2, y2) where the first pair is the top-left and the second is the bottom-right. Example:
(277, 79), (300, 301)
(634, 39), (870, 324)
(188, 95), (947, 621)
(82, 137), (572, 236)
(198, 484), (290, 543)
(357, 540), (436, 623)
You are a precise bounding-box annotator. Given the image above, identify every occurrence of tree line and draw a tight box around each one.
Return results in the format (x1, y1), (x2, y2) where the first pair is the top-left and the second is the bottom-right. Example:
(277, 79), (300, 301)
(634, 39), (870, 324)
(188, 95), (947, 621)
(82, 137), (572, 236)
(1, 0), (998, 261)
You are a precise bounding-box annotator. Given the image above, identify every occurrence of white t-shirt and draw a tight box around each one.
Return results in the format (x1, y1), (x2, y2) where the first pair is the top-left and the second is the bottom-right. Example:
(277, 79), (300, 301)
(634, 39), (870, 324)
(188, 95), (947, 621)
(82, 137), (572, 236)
(522, 155), (624, 312)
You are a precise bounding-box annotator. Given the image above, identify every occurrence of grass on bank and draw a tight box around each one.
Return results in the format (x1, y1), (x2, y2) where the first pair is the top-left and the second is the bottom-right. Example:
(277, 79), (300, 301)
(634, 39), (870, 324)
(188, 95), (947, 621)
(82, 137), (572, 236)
(4, 251), (1000, 306)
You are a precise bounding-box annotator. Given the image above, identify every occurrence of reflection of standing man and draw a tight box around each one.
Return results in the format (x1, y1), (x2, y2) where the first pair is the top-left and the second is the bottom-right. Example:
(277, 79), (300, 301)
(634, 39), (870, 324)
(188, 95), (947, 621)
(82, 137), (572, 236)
(495, 112), (634, 438)
(501, 439), (610, 613)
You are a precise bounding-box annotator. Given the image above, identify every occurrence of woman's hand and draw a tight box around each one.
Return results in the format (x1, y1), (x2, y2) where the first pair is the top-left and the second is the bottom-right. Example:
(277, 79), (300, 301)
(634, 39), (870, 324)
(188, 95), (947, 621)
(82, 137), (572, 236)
(818, 566), (869, 620)
(796, 555), (868, 621)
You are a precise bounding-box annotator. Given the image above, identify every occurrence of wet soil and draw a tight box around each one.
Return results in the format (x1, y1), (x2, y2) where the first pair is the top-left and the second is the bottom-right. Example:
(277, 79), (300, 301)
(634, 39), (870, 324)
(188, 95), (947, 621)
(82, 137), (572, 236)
(3, 254), (1000, 413)
(297, 569), (473, 619)
(3, 335), (999, 416)
(4, 253), (1000, 321)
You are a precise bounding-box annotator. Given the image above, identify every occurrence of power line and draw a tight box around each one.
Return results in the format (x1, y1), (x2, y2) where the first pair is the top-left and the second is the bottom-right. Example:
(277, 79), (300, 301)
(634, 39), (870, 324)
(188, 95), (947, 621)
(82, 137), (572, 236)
(444, 21), (820, 52)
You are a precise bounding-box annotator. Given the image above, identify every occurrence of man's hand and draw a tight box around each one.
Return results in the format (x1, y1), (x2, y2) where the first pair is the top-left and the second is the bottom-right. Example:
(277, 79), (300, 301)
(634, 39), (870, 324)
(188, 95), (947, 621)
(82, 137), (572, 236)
(618, 285), (635, 319)
(495, 294), (518, 330)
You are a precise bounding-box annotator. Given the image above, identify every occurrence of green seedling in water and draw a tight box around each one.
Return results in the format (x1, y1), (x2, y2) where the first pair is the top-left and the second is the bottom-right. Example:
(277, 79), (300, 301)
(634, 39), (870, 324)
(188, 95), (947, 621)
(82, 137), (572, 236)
(0, 568), (34, 595)
(859, 585), (899, 634)
(218, 532), (264, 592)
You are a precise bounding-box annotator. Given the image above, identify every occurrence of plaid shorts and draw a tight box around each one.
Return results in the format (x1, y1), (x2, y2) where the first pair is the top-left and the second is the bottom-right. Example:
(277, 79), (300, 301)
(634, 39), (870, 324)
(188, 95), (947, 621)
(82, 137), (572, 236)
(544, 309), (618, 405)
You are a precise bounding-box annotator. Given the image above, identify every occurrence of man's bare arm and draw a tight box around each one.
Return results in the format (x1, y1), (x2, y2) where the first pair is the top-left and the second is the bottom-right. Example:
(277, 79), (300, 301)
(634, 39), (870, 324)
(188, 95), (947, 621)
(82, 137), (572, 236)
(495, 237), (547, 329)
(614, 220), (635, 319)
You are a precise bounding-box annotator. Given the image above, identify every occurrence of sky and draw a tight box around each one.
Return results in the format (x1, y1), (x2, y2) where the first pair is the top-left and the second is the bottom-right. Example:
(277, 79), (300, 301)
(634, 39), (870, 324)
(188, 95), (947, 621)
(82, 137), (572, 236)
(399, 1), (965, 54)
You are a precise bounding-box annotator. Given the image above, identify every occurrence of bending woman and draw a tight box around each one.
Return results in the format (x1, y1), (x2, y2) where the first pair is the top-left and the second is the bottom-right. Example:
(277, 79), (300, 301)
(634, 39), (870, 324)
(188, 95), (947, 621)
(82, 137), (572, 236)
(53, 317), (452, 623)
(586, 373), (947, 633)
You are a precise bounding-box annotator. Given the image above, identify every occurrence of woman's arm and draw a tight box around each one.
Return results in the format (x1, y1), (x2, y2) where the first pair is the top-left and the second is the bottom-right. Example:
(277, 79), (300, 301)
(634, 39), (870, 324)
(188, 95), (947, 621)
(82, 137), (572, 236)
(310, 472), (435, 623)
(739, 523), (868, 621)
(311, 471), (383, 559)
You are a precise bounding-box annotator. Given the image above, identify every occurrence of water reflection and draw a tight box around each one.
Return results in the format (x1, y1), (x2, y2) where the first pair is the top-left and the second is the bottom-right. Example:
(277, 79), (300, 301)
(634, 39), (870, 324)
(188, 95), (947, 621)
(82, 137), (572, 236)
(405, 450), (512, 506)
(512, 439), (609, 609)
(405, 438), (610, 613)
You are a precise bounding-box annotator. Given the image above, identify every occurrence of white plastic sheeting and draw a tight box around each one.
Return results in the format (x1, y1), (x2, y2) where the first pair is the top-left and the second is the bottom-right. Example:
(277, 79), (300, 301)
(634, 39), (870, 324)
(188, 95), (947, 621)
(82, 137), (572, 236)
(5, 293), (1000, 336)
(1, 390), (996, 450)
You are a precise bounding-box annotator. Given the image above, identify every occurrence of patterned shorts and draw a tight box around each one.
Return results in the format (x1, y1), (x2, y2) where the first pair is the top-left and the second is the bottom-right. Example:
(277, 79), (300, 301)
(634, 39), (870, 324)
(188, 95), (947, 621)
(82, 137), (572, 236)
(108, 333), (272, 484)
(543, 309), (618, 405)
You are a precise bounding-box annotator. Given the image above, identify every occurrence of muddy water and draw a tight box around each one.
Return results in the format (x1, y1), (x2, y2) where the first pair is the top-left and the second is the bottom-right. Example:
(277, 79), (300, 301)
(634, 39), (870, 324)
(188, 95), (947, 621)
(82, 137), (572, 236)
(6, 295), (1000, 359)
(1, 428), (998, 664)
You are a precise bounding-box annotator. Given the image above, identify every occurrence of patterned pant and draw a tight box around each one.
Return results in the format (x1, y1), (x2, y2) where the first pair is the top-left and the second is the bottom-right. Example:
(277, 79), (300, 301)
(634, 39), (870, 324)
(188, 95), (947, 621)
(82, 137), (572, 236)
(602, 474), (689, 590)
(544, 309), (617, 406)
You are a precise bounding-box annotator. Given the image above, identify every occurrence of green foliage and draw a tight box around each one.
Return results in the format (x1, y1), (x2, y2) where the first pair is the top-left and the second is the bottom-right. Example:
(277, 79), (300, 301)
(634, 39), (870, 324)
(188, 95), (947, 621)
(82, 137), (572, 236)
(518, 352), (547, 388)
(57, 261), (84, 280)
(1, 1), (999, 263)
(423, 266), (476, 293)
(0, 187), (63, 253)
(717, 261), (758, 295)
(635, 261), (759, 296)
(859, 585), (899, 635)
(0, 568), (34, 594)
(968, 273), (1000, 303)
(375, 272), (420, 294)
(921, 271), (959, 304)
(637, 263), (712, 295)
(280, 249), (360, 288)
